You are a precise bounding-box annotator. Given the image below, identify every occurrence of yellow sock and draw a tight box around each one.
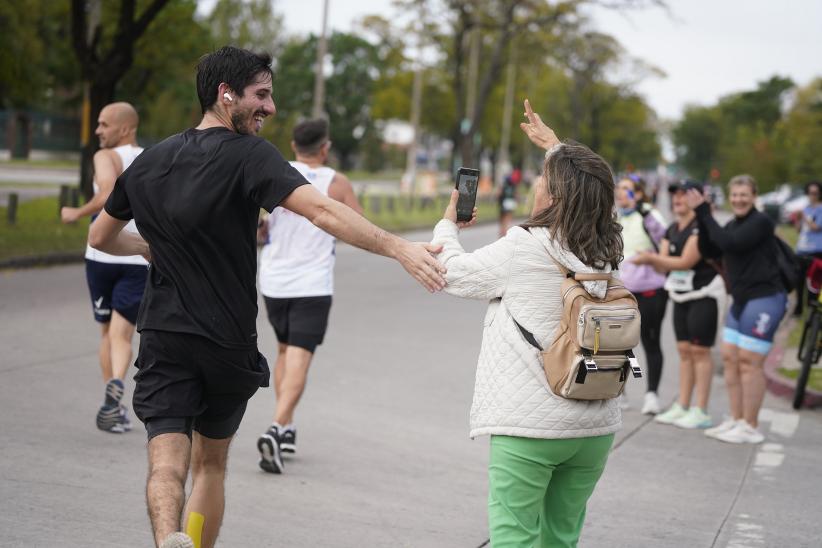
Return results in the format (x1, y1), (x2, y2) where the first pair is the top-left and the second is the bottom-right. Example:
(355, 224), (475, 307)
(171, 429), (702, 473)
(186, 512), (205, 548)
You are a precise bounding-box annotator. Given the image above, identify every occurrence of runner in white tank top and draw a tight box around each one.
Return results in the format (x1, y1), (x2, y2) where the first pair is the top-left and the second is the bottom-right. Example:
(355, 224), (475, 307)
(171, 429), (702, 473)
(60, 102), (147, 434)
(259, 161), (336, 297)
(85, 143), (146, 265)
(256, 119), (362, 473)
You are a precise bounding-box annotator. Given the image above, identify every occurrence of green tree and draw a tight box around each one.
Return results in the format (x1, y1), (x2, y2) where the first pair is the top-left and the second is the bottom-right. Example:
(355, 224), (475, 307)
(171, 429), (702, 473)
(672, 105), (722, 181)
(207, 0), (284, 53)
(264, 32), (381, 169)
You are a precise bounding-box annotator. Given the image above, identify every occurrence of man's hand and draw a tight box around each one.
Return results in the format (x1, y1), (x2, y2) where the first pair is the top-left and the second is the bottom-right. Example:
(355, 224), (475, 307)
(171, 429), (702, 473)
(519, 99), (560, 150)
(685, 188), (706, 210)
(61, 206), (81, 224)
(443, 189), (478, 228)
(394, 240), (447, 293)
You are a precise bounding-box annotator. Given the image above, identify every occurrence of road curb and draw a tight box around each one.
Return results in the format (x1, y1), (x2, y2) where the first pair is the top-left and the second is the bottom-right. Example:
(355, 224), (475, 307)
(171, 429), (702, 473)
(763, 315), (822, 407)
(0, 252), (84, 270)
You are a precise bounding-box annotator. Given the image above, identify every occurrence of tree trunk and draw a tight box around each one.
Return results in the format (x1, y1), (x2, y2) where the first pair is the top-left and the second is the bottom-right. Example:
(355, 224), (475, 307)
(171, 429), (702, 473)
(80, 80), (117, 200)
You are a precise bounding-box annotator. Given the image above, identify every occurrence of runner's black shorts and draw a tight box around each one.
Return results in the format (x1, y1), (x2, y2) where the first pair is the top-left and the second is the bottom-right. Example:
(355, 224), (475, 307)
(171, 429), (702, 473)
(133, 329), (270, 440)
(85, 259), (147, 324)
(263, 296), (332, 353)
(673, 297), (718, 347)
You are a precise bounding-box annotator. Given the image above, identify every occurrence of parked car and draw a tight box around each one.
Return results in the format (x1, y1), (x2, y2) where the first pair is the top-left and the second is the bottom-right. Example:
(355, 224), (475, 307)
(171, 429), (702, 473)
(782, 193), (809, 225)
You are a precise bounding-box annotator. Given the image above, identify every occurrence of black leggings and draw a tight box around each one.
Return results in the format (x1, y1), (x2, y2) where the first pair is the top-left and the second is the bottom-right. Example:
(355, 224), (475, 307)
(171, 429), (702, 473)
(795, 252), (822, 315)
(633, 289), (668, 393)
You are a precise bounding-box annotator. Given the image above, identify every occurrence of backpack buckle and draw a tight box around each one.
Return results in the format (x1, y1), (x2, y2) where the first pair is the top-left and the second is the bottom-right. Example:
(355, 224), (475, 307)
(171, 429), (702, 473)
(626, 350), (642, 378)
(582, 350), (597, 371)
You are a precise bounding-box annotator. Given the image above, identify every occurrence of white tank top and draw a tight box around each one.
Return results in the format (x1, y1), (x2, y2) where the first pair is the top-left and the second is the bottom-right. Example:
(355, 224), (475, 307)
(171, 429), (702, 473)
(85, 144), (147, 265)
(258, 161), (336, 298)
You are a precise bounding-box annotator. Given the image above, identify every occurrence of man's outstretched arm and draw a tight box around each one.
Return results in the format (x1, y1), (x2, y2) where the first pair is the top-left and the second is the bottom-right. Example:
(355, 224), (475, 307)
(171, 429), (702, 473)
(281, 184), (445, 292)
(88, 210), (151, 262)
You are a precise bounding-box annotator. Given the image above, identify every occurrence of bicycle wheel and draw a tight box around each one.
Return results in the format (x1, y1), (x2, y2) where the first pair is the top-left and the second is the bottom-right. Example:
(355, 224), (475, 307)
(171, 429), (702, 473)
(794, 310), (820, 409)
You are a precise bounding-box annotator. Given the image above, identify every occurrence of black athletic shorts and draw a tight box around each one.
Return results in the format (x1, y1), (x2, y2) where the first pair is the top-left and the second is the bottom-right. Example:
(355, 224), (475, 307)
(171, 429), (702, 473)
(672, 297), (718, 347)
(133, 330), (270, 440)
(85, 259), (147, 324)
(263, 296), (332, 353)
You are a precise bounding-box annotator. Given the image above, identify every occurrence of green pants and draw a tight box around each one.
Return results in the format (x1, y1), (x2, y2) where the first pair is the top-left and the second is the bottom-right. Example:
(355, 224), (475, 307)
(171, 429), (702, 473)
(488, 434), (614, 548)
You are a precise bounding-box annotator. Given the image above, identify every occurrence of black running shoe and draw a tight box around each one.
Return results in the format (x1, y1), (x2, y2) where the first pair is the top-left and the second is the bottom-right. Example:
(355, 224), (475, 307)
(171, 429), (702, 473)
(257, 427), (283, 474)
(280, 427), (296, 454)
(96, 405), (123, 432)
(96, 379), (126, 433)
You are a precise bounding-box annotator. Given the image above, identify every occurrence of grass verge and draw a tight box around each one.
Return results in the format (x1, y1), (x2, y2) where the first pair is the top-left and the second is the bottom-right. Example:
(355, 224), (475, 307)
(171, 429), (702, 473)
(1, 193), (521, 264)
(0, 196), (88, 261)
(777, 367), (822, 392)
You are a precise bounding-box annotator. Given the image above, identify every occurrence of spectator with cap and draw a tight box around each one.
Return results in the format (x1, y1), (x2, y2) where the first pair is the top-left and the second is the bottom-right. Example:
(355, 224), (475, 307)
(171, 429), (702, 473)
(631, 180), (726, 430)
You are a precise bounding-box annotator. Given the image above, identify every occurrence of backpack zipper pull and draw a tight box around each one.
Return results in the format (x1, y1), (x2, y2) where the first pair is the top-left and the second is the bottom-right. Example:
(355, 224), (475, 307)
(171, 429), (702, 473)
(594, 319), (601, 354)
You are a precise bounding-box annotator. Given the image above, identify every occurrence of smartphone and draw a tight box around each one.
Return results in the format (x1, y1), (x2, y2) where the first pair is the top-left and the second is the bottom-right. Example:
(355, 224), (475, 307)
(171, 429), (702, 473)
(455, 167), (480, 223)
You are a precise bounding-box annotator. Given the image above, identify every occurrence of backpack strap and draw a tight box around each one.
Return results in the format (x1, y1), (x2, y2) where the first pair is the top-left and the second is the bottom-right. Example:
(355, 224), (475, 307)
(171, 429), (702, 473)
(514, 319), (543, 352)
(547, 254), (612, 282)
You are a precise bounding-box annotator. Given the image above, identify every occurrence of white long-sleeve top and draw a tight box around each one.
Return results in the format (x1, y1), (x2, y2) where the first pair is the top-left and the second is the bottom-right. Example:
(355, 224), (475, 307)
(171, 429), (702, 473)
(432, 219), (622, 439)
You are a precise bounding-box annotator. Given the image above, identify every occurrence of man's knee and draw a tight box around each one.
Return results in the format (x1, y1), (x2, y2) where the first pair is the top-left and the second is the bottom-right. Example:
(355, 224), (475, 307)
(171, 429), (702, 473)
(148, 433), (191, 482)
(191, 434), (231, 477)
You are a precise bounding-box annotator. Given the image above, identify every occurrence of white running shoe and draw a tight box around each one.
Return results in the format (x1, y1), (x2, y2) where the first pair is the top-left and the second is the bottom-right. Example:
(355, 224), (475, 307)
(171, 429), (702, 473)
(714, 421), (765, 444)
(641, 392), (661, 415)
(705, 418), (739, 439)
(159, 532), (194, 548)
(654, 402), (687, 424)
(673, 406), (713, 429)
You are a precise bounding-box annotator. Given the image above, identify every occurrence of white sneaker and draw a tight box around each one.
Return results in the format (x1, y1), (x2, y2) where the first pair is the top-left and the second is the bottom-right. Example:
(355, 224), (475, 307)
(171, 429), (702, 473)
(654, 402), (687, 424)
(714, 421), (765, 444)
(705, 418), (740, 439)
(641, 392), (661, 415)
(673, 406), (713, 429)
(160, 532), (195, 548)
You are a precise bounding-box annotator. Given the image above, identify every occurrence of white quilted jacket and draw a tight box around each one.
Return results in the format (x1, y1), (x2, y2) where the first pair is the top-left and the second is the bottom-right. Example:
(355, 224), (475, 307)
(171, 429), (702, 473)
(432, 220), (622, 439)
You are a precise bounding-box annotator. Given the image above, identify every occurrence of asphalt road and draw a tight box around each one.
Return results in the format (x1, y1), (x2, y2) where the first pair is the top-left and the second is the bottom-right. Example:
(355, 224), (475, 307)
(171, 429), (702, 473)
(1, 223), (820, 547)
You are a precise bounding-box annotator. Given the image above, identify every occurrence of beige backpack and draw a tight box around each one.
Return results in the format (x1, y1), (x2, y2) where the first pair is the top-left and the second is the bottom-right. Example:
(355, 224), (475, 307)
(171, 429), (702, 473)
(514, 258), (642, 400)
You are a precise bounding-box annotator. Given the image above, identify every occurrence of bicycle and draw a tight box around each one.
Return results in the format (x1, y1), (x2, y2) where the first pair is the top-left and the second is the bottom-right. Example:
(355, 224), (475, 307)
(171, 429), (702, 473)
(794, 258), (822, 409)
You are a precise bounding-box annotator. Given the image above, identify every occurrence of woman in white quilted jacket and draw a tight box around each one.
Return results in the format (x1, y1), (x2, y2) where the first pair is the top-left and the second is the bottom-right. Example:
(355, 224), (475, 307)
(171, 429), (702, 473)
(431, 99), (624, 547)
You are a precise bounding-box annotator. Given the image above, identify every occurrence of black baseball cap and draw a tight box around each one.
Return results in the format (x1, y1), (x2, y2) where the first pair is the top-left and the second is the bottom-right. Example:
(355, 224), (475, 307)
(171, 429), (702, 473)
(668, 179), (703, 193)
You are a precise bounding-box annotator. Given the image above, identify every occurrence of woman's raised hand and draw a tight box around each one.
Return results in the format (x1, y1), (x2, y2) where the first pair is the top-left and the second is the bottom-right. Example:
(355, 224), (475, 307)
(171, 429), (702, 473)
(519, 99), (560, 150)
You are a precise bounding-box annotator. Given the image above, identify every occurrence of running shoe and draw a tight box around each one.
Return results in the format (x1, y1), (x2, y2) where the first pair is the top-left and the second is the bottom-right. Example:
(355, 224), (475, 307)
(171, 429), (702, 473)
(159, 532), (195, 548)
(641, 392), (661, 415)
(713, 421), (765, 444)
(118, 406), (133, 432)
(705, 418), (739, 440)
(257, 426), (284, 474)
(96, 405), (123, 432)
(673, 406), (713, 429)
(280, 427), (297, 454)
(96, 379), (126, 432)
(654, 402), (687, 425)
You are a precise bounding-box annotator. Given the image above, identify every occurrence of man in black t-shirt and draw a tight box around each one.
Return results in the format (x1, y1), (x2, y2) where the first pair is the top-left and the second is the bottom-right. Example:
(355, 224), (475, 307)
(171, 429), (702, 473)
(88, 46), (447, 548)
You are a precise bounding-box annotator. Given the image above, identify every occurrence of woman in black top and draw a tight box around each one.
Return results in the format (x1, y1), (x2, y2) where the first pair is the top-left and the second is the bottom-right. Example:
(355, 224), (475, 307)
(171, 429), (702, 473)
(687, 175), (787, 445)
(632, 181), (725, 430)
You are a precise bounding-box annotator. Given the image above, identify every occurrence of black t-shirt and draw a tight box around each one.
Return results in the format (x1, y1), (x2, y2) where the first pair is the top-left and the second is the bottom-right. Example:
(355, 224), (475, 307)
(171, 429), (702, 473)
(694, 203), (782, 304)
(105, 127), (308, 349)
(665, 218), (716, 291)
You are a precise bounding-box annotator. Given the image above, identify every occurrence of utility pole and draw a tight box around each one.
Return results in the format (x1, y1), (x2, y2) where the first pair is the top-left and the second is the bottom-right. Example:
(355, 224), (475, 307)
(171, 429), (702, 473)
(464, 26), (480, 132)
(312, 0), (330, 118)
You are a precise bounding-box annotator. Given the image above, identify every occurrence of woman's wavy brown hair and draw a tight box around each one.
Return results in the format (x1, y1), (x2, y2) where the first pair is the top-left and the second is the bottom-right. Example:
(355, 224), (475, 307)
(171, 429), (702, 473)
(521, 141), (623, 269)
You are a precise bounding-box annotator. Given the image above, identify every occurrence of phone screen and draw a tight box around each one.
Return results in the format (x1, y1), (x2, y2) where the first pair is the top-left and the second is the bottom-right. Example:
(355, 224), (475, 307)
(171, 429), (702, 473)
(456, 169), (479, 222)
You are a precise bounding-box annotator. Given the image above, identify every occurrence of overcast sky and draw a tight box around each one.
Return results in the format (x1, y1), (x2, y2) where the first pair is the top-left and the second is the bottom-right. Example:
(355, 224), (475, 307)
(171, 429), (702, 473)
(199, 0), (822, 121)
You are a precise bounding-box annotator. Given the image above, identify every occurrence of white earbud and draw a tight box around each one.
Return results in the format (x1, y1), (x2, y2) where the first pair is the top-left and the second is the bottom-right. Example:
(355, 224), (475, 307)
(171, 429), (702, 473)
(223, 92), (233, 102)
